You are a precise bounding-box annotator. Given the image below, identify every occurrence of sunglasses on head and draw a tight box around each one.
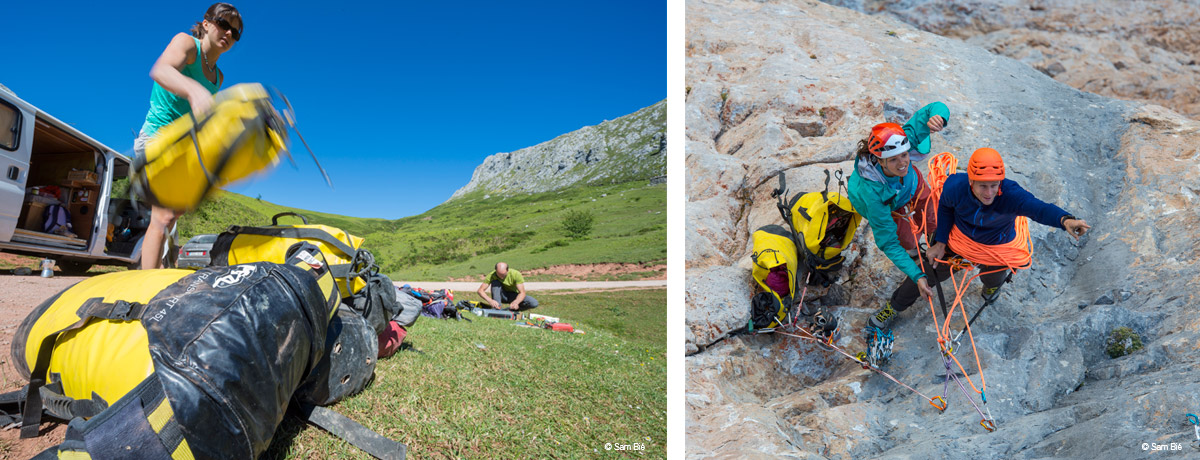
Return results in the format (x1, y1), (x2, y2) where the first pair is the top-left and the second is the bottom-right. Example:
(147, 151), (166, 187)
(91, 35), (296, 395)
(210, 16), (241, 41)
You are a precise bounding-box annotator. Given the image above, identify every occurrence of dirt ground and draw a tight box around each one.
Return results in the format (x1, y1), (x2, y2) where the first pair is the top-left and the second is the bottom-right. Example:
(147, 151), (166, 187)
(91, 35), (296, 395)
(0, 273), (87, 459)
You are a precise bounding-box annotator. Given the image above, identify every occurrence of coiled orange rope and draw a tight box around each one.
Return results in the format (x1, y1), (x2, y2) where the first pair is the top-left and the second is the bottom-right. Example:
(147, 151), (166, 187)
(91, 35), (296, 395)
(949, 218), (1031, 269)
(907, 152), (1035, 408)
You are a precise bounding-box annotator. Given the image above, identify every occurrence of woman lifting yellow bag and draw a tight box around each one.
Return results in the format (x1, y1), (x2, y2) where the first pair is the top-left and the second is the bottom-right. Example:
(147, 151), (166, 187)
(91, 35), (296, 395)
(132, 83), (331, 212)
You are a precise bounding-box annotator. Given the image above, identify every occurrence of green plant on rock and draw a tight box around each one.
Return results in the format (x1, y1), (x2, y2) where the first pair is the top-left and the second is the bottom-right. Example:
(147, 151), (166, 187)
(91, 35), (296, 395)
(561, 209), (595, 240)
(1105, 326), (1143, 358)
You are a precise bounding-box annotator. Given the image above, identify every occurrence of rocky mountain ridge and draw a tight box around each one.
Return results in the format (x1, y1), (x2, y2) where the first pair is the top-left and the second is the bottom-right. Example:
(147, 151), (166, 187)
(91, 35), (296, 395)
(686, 0), (1200, 458)
(450, 100), (666, 199)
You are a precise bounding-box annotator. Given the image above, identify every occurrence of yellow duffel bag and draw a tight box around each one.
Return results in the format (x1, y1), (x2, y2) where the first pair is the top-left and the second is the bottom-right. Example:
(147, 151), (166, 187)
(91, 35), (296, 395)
(132, 83), (288, 211)
(11, 243), (339, 459)
(749, 224), (798, 330)
(210, 212), (374, 299)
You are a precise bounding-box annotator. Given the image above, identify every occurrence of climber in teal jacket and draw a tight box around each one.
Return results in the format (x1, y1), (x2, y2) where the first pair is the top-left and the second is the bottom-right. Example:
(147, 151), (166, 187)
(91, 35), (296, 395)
(845, 102), (949, 338)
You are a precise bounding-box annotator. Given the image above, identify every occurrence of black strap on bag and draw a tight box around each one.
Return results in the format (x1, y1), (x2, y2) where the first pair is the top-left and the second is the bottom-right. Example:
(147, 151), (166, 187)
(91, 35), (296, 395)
(213, 215), (378, 301)
(297, 403), (407, 460)
(30, 375), (188, 459)
(21, 298), (148, 439)
(226, 226), (358, 256)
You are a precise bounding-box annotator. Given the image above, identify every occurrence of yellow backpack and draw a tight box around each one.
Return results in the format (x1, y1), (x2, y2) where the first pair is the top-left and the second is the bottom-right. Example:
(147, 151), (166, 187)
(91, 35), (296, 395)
(776, 170), (862, 287)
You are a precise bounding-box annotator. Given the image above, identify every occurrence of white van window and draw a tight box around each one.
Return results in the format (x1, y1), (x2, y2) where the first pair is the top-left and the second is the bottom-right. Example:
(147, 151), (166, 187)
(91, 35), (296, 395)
(0, 100), (18, 150)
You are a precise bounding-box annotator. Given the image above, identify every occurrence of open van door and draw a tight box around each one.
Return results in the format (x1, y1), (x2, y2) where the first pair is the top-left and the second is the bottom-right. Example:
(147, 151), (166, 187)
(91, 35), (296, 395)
(0, 94), (33, 244)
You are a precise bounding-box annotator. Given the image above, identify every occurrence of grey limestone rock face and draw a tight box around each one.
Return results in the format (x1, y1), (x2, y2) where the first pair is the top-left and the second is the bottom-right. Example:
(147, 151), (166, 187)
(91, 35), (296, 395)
(450, 100), (666, 198)
(686, 0), (1200, 458)
(823, 0), (1200, 118)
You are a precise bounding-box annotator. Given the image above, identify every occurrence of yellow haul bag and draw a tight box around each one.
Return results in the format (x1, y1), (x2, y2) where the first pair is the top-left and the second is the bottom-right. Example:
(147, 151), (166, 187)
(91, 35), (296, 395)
(10, 244), (339, 459)
(210, 212), (373, 298)
(16, 270), (187, 406)
(749, 224), (798, 330)
(132, 83), (288, 211)
(784, 182), (862, 287)
(790, 190), (861, 265)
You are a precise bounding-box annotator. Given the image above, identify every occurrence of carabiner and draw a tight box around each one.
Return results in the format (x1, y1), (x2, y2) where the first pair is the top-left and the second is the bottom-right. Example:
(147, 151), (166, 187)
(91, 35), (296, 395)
(929, 396), (947, 412)
(980, 419), (997, 432)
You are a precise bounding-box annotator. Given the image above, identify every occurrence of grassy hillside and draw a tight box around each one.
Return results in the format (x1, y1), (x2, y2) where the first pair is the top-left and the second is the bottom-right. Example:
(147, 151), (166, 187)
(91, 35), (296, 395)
(175, 180), (665, 281)
(265, 288), (667, 459)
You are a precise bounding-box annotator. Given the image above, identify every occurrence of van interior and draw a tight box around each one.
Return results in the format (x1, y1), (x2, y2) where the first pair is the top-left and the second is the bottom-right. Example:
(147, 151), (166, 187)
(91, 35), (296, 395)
(16, 116), (149, 258)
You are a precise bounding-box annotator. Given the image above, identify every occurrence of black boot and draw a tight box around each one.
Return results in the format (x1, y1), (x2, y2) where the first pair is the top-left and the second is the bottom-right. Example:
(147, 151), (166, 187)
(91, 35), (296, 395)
(981, 285), (1001, 304)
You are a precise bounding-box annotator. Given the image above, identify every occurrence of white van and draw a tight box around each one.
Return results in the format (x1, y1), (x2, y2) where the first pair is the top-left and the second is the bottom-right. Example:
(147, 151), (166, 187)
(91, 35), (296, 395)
(0, 85), (151, 274)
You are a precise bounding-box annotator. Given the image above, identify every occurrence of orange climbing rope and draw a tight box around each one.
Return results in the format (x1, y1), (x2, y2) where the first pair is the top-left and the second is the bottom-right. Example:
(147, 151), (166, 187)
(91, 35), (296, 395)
(948, 219), (1032, 270)
(896, 151), (1037, 430)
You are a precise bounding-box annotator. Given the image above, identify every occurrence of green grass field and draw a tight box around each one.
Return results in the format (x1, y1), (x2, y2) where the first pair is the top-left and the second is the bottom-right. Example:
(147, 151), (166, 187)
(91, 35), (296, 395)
(172, 180), (665, 282)
(263, 288), (666, 459)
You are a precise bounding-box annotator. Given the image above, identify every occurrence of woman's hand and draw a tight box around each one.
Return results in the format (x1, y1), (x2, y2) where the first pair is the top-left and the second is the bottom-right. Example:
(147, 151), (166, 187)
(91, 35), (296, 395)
(187, 89), (216, 118)
(927, 115), (946, 133)
(917, 276), (935, 300)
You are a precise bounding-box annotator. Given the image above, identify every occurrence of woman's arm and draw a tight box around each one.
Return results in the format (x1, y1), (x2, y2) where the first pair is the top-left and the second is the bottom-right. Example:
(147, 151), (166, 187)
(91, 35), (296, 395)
(149, 33), (216, 115)
(903, 102), (950, 157)
(848, 184), (926, 283)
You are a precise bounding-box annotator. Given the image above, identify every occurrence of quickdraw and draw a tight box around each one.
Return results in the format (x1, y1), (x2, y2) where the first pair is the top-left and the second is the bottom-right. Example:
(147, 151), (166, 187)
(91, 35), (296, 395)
(929, 396), (947, 412)
(980, 419), (997, 432)
(862, 326), (894, 367)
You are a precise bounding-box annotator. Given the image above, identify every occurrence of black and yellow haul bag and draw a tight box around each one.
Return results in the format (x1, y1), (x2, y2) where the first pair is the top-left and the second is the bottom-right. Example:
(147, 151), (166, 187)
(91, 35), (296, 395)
(12, 243), (339, 459)
(788, 189), (861, 286)
(295, 306), (379, 407)
(749, 224), (799, 330)
(132, 83), (290, 212)
(772, 169), (863, 288)
(211, 212), (373, 300)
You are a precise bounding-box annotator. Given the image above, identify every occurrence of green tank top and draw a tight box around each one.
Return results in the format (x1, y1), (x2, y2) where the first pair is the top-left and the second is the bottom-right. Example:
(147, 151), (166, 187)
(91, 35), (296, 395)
(139, 37), (221, 136)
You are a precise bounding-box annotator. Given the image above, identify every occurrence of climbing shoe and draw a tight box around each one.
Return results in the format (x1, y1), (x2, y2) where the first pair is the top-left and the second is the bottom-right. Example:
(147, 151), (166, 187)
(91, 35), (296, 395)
(981, 286), (1002, 304)
(868, 300), (898, 330)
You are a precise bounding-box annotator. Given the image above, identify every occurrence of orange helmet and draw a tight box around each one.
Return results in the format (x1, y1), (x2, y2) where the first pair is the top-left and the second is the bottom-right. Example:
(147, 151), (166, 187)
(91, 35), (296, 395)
(867, 123), (910, 159)
(968, 148), (1005, 181)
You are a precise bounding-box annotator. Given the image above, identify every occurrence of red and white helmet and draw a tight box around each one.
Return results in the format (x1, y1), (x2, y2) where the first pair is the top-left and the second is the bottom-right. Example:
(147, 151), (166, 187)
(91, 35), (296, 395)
(867, 123), (910, 159)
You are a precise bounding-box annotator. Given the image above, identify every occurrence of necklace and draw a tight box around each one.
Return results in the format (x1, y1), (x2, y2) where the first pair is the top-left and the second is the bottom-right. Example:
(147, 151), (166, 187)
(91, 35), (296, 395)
(199, 46), (216, 74)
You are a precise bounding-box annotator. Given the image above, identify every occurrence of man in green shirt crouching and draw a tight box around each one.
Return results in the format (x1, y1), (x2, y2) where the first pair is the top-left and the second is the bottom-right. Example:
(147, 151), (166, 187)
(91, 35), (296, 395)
(477, 262), (538, 311)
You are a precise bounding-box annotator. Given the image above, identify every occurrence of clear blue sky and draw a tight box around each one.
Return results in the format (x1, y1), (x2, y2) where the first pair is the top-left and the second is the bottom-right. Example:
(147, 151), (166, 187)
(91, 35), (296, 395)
(6, 1), (665, 219)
